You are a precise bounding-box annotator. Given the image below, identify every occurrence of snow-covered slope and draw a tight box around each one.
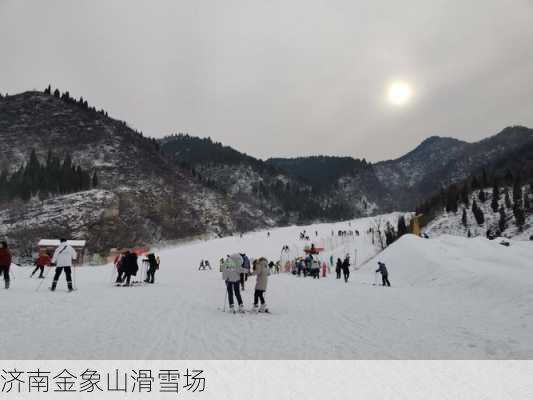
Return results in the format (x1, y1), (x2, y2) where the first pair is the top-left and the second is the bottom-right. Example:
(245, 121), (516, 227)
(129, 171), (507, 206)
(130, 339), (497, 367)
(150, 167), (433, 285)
(1, 217), (531, 359)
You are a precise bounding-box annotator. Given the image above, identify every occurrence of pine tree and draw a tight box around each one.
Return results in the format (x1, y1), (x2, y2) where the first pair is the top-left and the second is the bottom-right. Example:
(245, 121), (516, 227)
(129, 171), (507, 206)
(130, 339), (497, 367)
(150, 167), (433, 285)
(472, 200), (485, 225)
(461, 207), (468, 227)
(92, 171), (98, 188)
(397, 215), (408, 238)
(504, 169), (513, 186)
(460, 184), (470, 207)
(498, 206), (507, 233)
(505, 190), (512, 209)
(478, 189), (486, 203)
(524, 186), (530, 211)
(513, 179), (522, 208)
(53, 89), (60, 98)
(471, 176), (479, 190)
(491, 182), (500, 213)
(513, 204), (525, 231)
(482, 168), (489, 187)
(446, 186), (459, 213)
(44, 84), (51, 95)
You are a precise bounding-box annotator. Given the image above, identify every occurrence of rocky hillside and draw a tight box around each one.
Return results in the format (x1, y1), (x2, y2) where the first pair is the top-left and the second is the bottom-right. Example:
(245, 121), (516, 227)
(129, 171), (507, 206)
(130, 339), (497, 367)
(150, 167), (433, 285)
(0, 91), (275, 255)
(2, 89), (533, 257)
(160, 134), (374, 223)
(270, 126), (533, 211)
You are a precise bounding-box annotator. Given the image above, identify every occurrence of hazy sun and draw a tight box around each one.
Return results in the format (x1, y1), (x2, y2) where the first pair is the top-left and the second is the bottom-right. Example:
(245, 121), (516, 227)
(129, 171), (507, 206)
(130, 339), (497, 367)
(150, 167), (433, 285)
(387, 80), (413, 106)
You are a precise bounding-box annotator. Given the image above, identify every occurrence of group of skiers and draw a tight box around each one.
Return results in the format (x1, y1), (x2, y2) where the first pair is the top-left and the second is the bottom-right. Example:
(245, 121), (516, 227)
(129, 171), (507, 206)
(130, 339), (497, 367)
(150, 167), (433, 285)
(2, 238), (162, 291)
(198, 259), (211, 270)
(221, 253), (270, 313)
(335, 256), (351, 282)
(114, 251), (160, 286)
(0, 239), (78, 291)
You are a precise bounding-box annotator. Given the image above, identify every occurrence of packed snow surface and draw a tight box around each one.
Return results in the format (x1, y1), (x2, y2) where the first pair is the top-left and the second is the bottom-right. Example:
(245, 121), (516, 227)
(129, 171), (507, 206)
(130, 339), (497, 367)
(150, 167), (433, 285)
(1, 214), (532, 359)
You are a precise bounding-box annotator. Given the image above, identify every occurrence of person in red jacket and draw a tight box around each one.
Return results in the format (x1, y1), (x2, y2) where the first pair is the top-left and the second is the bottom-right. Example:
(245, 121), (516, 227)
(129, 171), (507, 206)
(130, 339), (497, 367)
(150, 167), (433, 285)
(32, 251), (51, 279)
(0, 241), (12, 289)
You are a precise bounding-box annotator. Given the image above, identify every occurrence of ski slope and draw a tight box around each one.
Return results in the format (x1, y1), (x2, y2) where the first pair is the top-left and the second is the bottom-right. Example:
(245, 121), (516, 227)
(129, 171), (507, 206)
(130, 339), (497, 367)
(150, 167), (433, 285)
(1, 214), (532, 359)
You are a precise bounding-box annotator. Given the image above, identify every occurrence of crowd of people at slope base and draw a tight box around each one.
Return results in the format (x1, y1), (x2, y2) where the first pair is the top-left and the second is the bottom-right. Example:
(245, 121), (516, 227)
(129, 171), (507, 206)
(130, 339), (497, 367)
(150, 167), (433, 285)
(0, 241), (391, 301)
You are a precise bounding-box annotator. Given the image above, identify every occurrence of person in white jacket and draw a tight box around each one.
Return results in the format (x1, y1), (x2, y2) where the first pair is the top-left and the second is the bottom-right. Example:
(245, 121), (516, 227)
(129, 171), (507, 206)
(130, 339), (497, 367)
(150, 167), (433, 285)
(222, 253), (246, 313)
(50, 238), (77, 292)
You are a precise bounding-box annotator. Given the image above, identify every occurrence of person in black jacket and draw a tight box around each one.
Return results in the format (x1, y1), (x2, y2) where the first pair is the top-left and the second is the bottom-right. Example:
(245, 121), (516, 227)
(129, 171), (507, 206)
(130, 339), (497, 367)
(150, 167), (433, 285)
(376, 261), (391, 286)
(335, 258), (342, 279)
(121, 251), (139, 287)
(144, 253), (159, 284)
(342, 257), (350, 283)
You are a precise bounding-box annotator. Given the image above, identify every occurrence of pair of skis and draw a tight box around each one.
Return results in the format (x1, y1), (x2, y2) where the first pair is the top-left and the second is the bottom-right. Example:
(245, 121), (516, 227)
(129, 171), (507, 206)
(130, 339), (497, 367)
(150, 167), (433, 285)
(219, 307), (271, 314)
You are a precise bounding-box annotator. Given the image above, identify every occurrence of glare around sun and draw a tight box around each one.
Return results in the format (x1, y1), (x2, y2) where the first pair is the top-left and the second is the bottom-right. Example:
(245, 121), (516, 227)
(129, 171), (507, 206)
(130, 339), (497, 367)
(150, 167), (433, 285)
(387, 81), (413, 106)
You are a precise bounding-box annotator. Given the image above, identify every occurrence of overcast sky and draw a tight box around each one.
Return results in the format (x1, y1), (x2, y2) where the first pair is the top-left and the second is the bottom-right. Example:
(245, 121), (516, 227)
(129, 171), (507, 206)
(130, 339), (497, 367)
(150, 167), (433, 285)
(1, 0), (532, 161)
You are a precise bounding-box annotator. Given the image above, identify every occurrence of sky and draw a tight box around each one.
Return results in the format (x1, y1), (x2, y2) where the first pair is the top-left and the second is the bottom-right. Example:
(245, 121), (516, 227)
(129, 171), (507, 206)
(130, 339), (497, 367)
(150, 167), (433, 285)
(1, 0), (533, 162)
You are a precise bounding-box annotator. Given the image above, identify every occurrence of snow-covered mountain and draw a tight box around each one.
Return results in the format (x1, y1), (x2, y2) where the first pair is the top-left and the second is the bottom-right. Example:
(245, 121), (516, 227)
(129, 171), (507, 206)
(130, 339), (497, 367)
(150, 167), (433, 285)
(0, 92), (277, 254)
(2, 89), (533, 256)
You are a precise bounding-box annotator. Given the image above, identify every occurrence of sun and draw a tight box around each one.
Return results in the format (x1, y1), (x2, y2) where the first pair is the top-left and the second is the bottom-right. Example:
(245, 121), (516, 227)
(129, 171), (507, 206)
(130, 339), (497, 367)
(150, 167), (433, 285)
(387, 80), (413, 106)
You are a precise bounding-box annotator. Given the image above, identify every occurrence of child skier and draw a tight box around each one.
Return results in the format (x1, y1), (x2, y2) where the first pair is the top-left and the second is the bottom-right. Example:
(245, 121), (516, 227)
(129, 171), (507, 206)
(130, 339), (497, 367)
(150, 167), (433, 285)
(222, 253), (246, 313)
(251, 257), (270, 313)
(32, 251), (51, 278)
(376, 261), (391, 287)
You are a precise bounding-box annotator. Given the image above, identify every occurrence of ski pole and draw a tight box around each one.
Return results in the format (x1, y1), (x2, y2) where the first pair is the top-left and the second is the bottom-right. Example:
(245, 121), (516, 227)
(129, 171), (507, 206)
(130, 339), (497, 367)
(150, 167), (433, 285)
(36, 266), (53, 292)
(223, 284), (228, 312)
(72, 265), (78, 290)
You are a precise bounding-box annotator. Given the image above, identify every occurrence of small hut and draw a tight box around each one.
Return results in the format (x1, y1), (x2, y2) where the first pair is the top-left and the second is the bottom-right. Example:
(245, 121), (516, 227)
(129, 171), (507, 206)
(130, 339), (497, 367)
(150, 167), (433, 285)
(38, 239), (87, 265)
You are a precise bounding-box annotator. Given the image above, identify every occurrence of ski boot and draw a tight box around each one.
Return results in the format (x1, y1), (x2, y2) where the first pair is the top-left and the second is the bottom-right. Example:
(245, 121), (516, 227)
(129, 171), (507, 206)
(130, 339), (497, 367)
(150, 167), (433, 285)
(251, 304), (259, 313)
(4, 281), (9, 289)
(229, 305), (236, 314)
(238, 304), (245, 314)
(259, 304), (269, 313)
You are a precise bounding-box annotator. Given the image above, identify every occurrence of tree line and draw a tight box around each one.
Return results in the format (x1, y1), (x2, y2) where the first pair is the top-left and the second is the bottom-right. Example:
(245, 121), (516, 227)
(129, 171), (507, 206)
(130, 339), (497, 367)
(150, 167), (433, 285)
(0, 149), (98, 203)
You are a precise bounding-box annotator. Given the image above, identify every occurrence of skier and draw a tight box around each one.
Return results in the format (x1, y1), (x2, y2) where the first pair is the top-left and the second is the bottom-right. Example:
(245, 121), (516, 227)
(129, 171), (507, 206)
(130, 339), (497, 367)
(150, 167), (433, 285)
(114, 252), (126, 284)
(240, 253), (251, 291)
(335, 258), (342, 279)
(50, 238), (77, 292)
(376, 261), (391, 286)
(0, 241), (12, 289)
(251, 257), (270, 313)
(32, 251), (51, 278)
(297, 259), (304, 276)
(205, 260), (211, 270)
(198, 260), (205, 270)
(311, 259), (320, 279)
(222, 253), (246, 313)
(144, 253), (159, 284)
(268, 260), (274, 273)
(121, 250), (139, 286)
(342, 256), (350, 283)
